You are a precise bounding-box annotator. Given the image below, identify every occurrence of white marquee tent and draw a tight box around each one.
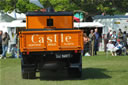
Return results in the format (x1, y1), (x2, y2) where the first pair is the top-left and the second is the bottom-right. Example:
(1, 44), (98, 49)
(0, 22), (9, 33)
(93, 15), (128, 34)
(7, 19), (26, 52)
(7, 10), (26, 19)
(0, 12), (15, 33)
(0, 12), (15, 22)
(7, 20), (26, 27)
(74, 22), (104, 28)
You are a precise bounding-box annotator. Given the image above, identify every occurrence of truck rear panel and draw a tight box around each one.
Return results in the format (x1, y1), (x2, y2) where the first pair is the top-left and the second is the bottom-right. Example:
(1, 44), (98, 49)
(19, 30), (83, 52)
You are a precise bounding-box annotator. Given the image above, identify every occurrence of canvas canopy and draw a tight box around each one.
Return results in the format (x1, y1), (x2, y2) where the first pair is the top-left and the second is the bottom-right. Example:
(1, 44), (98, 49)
(0, 22), (9, 33)
(7, 19), (26, 53)
(74, 16), (80, 22)
(7, 20), (26, 27)
(74, 22), (104, 28)
(0, 12), (15, 22)
(7, 10), (26, 19)
(0, 12), (15, 33)
(93, 15), (128, 34)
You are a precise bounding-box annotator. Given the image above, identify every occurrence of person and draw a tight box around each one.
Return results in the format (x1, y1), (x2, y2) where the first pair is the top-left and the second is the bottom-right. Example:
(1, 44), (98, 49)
(119, 29), (123, 34)
(107, 29), (112, 41)
(89, 30), (94, 56)
(117, 29), (123, 42)
(102, 34), (107, 52)
(111, 31), (117, 45)
(0, 30), (3, 55)
(115, 39), (123, 55)
(106, 40), (117, 56)
(94, 28), (99, 55)
(0, 32), (10, 59)
(126, 33), (128, 49)
(83, 33), (90, 56)
(10, 33), (18, 58)
(122, 31), (127, 47)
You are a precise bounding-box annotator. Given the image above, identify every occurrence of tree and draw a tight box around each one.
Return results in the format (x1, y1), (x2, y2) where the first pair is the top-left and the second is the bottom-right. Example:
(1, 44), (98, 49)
(2, 0), (18, 12)
(0, 0), (128, 15)
(16, 0), (40, 13)
(0, 0), (6, 11)
(40, 0), (81, 11)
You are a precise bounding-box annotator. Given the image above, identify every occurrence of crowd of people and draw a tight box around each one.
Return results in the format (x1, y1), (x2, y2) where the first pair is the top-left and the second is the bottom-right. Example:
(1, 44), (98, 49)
(83, 28), (128, 56)
(104, 29), (128, 56)
(83, 28), (100, 56)
(0, 30), (18, 59)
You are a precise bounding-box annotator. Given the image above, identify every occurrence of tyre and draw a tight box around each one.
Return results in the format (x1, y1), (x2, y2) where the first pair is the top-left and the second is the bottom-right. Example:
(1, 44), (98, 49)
(28, 72), (36, 79)
(68, 53), (82, 78)
(21, 58), (36, 79)
(22, 72), (28, 79)
(68, 68), (82, 78)
(22, 71), (36, 79)
(76, 67), (82, 78)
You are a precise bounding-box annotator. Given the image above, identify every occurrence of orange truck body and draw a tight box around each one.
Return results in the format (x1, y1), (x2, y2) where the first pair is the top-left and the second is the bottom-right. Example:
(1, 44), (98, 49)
(26, 12), (73, 29)
(19, 30), (83, 52)
(20, 11), (83, 79)
(26, 16), (73, 29)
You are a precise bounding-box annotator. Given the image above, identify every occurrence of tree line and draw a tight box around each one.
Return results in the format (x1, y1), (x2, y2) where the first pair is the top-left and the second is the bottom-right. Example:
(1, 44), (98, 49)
(0, 0), (128, 15)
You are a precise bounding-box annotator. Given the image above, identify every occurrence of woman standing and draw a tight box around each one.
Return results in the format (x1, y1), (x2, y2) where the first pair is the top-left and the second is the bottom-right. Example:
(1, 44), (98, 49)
(0, 31), (3, 55)
(83, 33), (90, 56)
(0, 32), (10, 59)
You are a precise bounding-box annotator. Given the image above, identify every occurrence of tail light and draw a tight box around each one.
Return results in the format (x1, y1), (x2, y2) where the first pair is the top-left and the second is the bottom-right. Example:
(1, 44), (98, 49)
(74, 50), (78, 53)
(27, 52), (29, 55)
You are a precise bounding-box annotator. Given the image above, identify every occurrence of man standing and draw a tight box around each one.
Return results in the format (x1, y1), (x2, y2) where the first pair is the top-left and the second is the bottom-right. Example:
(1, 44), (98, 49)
(0, 32), (10, 59)
(0, 31), (3, 55)
(94, 28), (99, 55)
(107, 29), (112, 41)
(118, 29), (123, 42)
(89, 30), (94, 56)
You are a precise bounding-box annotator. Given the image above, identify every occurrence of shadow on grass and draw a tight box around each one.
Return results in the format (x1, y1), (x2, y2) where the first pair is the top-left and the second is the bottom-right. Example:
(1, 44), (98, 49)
(38, 68), (111, 81)
(82, 68), (111, 79)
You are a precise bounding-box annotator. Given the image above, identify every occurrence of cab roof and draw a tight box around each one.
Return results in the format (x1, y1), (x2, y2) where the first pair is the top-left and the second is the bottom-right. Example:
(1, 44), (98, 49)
(26, 11), (73, 16)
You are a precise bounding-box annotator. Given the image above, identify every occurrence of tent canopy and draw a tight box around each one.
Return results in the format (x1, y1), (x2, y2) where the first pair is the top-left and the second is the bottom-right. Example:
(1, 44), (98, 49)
(0, 22), (9, 33)
(7, 10), (26, 19)
(0, 12), (15, 22)
(7, 20), (26, 27)
(74, 22), (104, 28)
(74, 16), (80, 22)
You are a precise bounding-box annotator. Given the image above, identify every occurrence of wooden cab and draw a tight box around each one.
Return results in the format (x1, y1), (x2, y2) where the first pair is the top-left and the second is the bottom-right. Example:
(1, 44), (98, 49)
(26, 12), (73, 29)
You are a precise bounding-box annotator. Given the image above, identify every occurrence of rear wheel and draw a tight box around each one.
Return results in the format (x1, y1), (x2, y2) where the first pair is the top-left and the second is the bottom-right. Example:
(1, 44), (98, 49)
(22, 71), (36, 79)
(68, 53), (82, 78)
(68, 68), (82, 78)
(21, 56), (36, 79)
(22, 72), (28, 79)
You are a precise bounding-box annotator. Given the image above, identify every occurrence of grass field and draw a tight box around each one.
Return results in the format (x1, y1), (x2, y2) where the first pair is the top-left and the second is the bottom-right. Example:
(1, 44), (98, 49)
(0, 52), (128, 85)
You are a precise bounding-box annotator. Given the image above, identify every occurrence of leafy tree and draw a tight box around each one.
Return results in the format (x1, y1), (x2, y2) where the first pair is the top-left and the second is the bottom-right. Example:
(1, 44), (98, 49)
(0, 0), (6, 11)
(3, 0), (18, 12)
(40, 0), (81, 11)
(16, 0), (40, 13)
(0, 0), (128, 15)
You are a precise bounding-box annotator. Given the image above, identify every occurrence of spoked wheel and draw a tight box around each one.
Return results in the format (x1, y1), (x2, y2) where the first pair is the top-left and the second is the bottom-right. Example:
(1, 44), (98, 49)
(68, 67), (82, 78)
(68, 53), (82, 78)
(22, 71), (36, 79)
(21, 59), (36, 79)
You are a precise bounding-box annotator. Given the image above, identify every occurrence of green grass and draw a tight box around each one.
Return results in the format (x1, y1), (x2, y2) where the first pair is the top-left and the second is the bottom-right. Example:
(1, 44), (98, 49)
(0, 52), (128, 85)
